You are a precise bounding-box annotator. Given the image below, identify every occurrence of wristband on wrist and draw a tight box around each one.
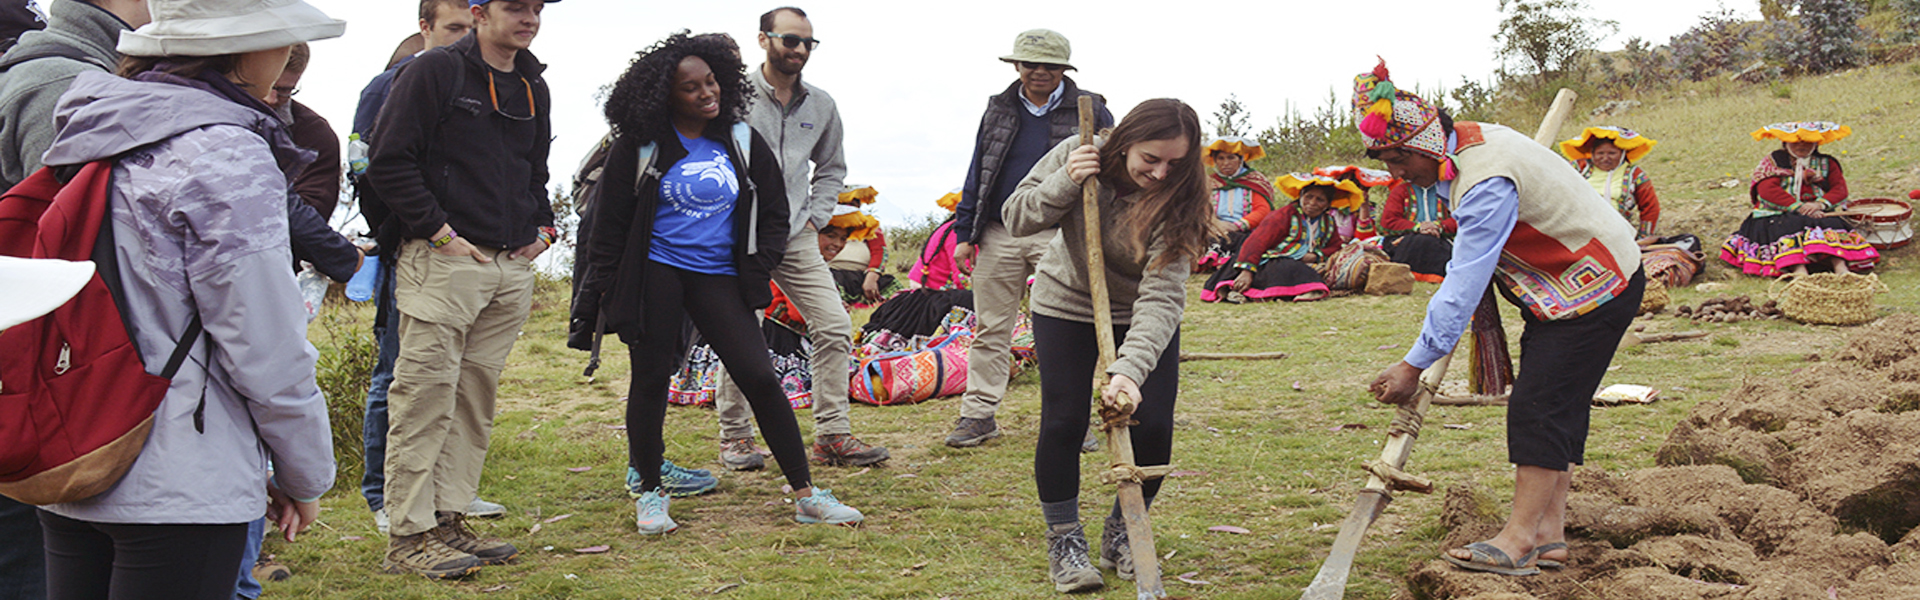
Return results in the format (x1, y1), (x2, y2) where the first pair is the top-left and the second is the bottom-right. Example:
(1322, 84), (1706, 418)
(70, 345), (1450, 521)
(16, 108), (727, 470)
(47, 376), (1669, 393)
(427, 228), (457, 249)
(1231, 261), (1257, 272)
(537, 226), (558, 246)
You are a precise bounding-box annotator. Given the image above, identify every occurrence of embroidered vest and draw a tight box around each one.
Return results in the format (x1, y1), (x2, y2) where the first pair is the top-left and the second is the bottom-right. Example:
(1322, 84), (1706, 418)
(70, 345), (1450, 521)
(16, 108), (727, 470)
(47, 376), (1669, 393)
(1453, 123), (1641, 320)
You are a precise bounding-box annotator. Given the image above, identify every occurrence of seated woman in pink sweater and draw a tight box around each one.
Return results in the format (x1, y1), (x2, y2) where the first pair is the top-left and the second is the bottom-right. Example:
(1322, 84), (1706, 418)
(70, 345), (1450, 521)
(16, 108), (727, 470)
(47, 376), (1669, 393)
(910, 189), (965, 290)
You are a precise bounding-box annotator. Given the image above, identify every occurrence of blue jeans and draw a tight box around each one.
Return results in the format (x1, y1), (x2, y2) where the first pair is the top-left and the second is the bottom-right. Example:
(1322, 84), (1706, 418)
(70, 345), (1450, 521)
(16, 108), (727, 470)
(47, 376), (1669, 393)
(361, 259), (398, 511)
(0, 496), (44, 600)
(233, 519), (264, 599)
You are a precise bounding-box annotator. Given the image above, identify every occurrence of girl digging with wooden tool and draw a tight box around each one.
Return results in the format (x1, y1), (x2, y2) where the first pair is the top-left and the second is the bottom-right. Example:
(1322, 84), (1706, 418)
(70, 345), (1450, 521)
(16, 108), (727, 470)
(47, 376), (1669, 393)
(1000, 98), (1209, 595)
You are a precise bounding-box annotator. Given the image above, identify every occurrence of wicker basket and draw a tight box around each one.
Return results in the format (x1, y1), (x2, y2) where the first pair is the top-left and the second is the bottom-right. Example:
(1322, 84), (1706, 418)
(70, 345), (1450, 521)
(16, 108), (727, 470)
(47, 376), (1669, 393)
(1638, 277), (1669, 315)
(1769, 273), (1887, 325)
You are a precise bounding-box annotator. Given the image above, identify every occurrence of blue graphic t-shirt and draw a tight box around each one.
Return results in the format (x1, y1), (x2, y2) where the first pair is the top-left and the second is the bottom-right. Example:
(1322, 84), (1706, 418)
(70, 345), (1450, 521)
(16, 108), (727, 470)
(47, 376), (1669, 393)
(649, 132), (740, 275)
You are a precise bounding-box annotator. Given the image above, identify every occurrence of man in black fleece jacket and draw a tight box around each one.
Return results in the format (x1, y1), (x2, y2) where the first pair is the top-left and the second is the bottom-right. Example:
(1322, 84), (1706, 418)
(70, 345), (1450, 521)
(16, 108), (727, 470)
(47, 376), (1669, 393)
(365, 0), (557, 579)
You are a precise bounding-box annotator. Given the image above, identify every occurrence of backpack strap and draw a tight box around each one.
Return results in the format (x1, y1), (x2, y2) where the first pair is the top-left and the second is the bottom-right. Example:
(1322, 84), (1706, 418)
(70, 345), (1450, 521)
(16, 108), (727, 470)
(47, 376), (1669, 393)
(631, 140), (658, 195)
(730, 122), (760, 256)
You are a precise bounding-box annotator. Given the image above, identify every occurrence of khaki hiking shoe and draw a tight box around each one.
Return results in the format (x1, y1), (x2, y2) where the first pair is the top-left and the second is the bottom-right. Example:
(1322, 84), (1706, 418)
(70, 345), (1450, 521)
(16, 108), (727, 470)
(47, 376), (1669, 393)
(383, 532), (483, 579)
(251, 555), (292, 582)
(944, 416), (1001, 448)
(1046, 523), (1103, 593)
(811, 433), (890, 466)
(432, 511), (518, 566)
(719, 437), (766, 471)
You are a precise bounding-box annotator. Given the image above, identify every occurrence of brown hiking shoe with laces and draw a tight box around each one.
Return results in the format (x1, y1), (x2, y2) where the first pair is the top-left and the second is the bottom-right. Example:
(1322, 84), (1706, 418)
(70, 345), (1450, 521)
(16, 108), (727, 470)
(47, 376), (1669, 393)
(383, 532), (483, 579)
(432, 511), (518, 565)
(810, 433), (890, 466)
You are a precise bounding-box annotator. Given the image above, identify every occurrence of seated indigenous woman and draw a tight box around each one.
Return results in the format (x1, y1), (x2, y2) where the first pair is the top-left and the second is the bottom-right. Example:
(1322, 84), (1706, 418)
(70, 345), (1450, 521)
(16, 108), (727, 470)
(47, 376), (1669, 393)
(909, 189), (966, 290)
(1380, 167), (1456, 282)
(1195, 136), (1275, 271)
(1201, 175), (1353, 303)
(1721, 121), (1879, 277)
(1560, 126), (1660, 238)
(823, 184), (900, 304)
(1314, 165), (1393, 243)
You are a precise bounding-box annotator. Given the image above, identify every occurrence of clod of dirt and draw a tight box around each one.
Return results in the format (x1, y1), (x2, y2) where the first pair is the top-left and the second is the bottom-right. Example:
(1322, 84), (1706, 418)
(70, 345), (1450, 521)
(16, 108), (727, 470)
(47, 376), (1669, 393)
(1629, 535), (1760, 584)
(1655, 419), (1788, 484)
(1837, 313), (1920, 368)
(1764, 530), (1889, 583)
(1776, 410), (1920, 543)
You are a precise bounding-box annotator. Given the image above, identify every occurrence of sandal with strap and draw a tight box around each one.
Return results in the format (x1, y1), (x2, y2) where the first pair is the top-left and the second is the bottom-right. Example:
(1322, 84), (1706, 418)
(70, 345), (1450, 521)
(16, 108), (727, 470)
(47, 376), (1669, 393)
(1523, 541), (1568, 570)
(1443, 541), (1541, 576)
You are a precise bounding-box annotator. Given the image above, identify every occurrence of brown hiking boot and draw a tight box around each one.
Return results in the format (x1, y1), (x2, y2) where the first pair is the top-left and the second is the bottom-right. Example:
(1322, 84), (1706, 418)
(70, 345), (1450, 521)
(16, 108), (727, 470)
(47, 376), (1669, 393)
(432, 511), (518, 565)
(383, 532), (483, 579)
(810, 433), (890, 466)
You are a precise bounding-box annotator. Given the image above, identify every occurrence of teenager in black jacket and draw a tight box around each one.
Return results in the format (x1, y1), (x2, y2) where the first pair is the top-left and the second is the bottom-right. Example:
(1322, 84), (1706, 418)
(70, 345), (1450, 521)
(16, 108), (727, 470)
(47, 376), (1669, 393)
(574, 32), (864, 534)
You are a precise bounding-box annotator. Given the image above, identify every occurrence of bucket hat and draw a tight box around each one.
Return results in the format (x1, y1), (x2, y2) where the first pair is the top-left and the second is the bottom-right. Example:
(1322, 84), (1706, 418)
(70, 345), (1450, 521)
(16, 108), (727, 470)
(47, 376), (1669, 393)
(999, 29), (1073, 70)
(119, 0), (345, 58)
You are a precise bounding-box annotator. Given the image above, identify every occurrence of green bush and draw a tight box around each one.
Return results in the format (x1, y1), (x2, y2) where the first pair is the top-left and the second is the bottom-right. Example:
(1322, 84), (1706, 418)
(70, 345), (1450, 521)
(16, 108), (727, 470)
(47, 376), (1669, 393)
(309, 301), (377, 489)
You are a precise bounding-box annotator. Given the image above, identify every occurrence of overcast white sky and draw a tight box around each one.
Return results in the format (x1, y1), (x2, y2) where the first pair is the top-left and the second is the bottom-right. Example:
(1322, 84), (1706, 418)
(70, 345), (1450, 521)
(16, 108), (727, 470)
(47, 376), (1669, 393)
(298, 0), (1752, 232)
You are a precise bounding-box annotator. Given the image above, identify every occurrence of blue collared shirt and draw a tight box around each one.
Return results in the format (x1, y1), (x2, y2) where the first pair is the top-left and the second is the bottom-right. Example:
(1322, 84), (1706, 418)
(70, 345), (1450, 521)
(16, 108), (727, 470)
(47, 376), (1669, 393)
(1020, 81), (1066, 116)
(1402, 175), (1520, 369)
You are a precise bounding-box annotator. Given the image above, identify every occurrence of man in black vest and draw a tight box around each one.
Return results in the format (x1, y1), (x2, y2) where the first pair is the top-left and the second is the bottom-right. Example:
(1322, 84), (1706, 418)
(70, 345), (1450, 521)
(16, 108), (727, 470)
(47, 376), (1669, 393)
(945, 29), (1112, 448)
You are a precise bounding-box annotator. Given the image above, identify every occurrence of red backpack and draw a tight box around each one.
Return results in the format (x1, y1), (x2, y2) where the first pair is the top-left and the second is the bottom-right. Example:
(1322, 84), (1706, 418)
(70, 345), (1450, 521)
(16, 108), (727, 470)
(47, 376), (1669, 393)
(0, 162), (203, 505)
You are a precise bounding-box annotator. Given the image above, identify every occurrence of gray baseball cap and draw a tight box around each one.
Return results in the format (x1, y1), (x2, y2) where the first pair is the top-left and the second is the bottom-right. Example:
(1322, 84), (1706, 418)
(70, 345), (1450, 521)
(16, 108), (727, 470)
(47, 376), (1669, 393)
(998, 29), (1074, 70)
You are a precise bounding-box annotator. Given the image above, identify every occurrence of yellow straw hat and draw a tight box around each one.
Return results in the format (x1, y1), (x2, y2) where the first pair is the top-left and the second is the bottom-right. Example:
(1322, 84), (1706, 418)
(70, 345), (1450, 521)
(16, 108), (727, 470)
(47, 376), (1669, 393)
(828, 204), (880, 241)
(1750, 121), (1851, 145)
(936, 188), (961, 212)
(837, 183), (878, 206)
(1202, 136), (1264, 168)
(1559, 126), (1657, 163)
(1311, 165), (1394, 188)
(1275, 173), (1366, 212)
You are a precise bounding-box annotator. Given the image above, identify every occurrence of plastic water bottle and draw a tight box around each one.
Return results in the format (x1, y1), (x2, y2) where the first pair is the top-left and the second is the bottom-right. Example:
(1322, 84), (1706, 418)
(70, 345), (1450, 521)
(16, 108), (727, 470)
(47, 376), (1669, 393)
(345, 254), (379, 302)
(347, 133), (369, 176)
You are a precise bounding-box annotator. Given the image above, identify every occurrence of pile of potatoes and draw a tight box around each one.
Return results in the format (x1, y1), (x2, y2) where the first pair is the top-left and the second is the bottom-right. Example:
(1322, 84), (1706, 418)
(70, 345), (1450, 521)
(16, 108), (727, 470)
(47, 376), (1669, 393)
(1673, 295), (1783, 323)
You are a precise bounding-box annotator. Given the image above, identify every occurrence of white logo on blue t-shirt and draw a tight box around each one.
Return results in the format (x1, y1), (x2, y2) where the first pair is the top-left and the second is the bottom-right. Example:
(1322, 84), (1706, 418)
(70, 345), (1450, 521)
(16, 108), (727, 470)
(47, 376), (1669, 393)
(661, 149), (738, 219)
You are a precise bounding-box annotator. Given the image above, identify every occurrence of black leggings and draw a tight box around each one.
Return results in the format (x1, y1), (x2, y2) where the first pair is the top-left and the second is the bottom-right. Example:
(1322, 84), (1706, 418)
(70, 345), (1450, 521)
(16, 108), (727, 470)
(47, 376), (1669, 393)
(627, 260), (809, 492)
(1032, 314), (1180, 504)
(38, 511), (247, 600)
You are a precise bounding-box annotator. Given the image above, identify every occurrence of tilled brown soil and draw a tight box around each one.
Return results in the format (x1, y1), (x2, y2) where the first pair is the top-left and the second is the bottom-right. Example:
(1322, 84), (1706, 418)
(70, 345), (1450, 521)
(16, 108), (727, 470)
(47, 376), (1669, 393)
(1407, 314), (1920, 600)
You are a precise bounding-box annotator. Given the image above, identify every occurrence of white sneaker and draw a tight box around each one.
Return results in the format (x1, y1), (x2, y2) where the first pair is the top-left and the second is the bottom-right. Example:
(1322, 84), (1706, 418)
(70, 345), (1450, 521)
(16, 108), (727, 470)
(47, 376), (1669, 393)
(465, 497), (506, 518)
(795, 488), (863, 525)
(374, 507), (389, 535)
(634, 490), (678, 535)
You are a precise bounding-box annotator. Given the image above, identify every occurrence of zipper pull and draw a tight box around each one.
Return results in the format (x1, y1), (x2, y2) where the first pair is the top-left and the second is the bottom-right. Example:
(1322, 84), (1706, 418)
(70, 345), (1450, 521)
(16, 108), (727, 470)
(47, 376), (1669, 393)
(54, 343), (71, 375)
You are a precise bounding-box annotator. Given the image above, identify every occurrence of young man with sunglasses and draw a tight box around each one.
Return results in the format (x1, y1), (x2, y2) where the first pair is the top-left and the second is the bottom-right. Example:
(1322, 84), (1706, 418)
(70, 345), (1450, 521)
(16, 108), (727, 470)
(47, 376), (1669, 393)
(712, 6), (891, 471)
(946, 28), (1113, 449)
(367, 0), (558, 579)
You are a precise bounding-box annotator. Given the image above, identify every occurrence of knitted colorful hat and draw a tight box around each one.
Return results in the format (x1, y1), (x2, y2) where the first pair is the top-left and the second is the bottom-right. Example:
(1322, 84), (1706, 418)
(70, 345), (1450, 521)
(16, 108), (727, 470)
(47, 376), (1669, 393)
(1751, 121), (1850, 145)
(1202, 136), (1265, 168)
(1311, 165), (1395, 188)
(1351, 58), (1453, 180)
(1560, 126), (1657, 163)
(1275, 173), (1367, 213)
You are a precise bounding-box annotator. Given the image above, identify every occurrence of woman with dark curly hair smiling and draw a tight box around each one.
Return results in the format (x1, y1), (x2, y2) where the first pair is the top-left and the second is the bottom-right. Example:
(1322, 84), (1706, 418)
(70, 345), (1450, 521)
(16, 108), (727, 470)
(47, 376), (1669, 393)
(575, 31), (864, 534)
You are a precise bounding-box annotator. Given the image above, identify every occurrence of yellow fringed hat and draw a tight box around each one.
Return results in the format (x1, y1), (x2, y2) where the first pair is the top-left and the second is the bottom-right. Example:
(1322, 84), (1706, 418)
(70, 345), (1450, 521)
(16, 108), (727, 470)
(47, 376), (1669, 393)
(936, 188), (961, 212)
(1750, 121), (1850, 145)
(1202, 135), (1264, 168)
(1275, 173), (1367, 212)
(1559, 126), (1657, 163)
(828, 204), (880, 241)
(837, 183), (879, 206)
(1311, 165), (1395, 188)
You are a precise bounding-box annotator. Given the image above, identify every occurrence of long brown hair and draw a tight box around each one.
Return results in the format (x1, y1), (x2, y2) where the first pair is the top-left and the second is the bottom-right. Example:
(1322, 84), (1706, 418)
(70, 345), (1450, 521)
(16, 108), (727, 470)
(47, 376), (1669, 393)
(1098, 98), (1208, 270)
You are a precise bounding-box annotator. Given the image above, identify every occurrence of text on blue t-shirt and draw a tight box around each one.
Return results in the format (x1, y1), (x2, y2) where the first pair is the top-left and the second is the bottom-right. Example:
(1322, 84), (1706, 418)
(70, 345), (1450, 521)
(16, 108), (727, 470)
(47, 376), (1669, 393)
(649, 132), (740, 275)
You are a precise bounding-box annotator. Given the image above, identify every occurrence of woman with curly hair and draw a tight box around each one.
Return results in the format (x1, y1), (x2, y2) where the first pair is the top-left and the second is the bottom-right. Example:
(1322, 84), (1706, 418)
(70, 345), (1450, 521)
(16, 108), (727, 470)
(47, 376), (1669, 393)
(1000, 98), (1209, 593)
(574, 32), (863, 535)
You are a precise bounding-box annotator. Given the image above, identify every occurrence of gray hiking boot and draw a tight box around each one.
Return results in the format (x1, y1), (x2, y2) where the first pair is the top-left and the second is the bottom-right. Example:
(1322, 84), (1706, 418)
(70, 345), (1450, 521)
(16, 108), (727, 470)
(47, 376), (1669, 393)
(719, 437), (766, 471)
(382, 532), (483, 580)
(1046, 523), (1104, 593)
(944, 416), (1001, 448)
(1081, 426), (1100, 454)
(464, 497), (506, 518)
(1099, 515), (1134, 580)
(432, 511), (518, 566)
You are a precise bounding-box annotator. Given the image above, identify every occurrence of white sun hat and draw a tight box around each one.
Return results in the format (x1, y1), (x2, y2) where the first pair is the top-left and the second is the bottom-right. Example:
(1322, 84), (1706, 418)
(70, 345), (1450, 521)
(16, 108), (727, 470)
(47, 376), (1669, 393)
(118, 0), (346, 58)
(0, 257), (93, 332)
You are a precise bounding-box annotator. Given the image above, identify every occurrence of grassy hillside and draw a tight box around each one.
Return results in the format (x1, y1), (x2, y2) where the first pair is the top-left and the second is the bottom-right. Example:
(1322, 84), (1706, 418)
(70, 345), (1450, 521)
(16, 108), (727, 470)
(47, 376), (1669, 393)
(275, 62), (1920, 599)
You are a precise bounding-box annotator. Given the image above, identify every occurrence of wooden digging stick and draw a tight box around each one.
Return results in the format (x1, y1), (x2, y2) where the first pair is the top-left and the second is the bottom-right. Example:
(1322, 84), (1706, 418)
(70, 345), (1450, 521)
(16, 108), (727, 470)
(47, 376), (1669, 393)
(1299, 352), (1453, 600)
(1076, 95), (1168, 600)
(1303, 88), (1580, 600)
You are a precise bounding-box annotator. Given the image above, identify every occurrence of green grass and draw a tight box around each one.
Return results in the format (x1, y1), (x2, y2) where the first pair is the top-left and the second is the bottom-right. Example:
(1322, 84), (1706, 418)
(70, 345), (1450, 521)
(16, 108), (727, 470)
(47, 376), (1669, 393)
(275, 63), (1920, 598)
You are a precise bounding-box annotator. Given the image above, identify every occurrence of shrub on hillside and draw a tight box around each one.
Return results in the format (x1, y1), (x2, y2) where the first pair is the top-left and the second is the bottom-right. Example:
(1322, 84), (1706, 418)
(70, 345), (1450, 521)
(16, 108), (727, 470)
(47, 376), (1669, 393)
(1492, 0), (1617, 83)
(1667, 8), (1760, 81)
(1787, 0), (1867, 74)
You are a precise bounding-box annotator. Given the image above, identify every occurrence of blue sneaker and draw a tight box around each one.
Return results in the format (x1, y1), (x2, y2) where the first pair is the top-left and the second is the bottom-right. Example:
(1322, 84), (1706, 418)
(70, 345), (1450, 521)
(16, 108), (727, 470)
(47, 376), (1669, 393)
(795, 488), (864, 525)
(633, 490), (677, 535)
(627, 460), (718, 499)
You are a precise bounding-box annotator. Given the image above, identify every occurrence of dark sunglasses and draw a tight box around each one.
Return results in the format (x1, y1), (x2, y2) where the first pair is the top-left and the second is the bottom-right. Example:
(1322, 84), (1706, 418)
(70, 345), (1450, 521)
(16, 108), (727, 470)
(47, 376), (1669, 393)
(487, 71), (536, 122)
(1018, 61), (1068, 72)
(764, 32), (820, 50)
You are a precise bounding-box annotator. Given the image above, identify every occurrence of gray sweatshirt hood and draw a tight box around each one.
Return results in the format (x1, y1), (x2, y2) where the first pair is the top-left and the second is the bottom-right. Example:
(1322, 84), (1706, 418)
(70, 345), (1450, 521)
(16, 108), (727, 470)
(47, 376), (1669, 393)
(43, 70), (289, 168)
